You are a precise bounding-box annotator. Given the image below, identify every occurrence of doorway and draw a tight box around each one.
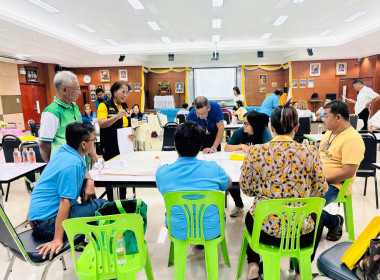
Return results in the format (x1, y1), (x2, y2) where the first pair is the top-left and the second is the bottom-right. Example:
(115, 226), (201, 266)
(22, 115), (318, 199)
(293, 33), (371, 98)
(20, 84), (47, 131)
(76, 86), (89, 114)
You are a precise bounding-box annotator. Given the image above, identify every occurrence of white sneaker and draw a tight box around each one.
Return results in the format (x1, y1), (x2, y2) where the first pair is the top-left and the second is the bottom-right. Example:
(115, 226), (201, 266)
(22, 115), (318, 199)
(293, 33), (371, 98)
(230, 206), (244, 217)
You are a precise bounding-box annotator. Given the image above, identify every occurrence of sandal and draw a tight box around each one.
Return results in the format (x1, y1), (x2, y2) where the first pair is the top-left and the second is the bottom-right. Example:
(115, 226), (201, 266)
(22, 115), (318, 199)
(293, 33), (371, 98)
(326, 214), (344, 241)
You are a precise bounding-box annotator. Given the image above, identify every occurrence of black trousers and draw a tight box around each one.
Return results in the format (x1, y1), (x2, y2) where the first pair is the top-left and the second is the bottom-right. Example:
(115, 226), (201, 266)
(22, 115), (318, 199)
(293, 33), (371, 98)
(229, 188), (244, 208)
(358, 108), (370, 130)
(203, 129), (221, 151)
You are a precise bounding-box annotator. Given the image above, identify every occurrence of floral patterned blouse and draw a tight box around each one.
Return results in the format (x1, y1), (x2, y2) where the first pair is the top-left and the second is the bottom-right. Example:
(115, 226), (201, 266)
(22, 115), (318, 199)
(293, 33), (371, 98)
(239, 135), (327, 238)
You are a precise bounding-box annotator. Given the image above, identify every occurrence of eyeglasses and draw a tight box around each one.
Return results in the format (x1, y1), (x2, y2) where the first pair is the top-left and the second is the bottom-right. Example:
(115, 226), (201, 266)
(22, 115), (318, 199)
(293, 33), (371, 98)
(84, 138), (97, 142)
(196, 110), (208, 117)
(66, 86), (81, 92)
(243, 122), (250, 127)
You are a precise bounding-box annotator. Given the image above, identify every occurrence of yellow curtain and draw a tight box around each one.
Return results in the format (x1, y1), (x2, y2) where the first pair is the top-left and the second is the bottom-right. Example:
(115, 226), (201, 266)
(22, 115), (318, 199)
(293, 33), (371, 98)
(140, 66), (145, 112)
(185, 67), (190, 103)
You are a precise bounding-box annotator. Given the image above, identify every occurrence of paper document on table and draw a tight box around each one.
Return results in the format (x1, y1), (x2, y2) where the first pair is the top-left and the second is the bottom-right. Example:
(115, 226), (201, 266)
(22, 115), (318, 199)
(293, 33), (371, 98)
(117, 127), (134, 156)
(198, 152), (228, 161)
(104, 166), (156, 176)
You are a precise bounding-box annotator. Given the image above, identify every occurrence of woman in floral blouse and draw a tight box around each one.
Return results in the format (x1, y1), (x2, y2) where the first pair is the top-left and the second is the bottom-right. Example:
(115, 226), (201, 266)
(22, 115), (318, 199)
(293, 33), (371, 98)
(240, 101), (327, 280)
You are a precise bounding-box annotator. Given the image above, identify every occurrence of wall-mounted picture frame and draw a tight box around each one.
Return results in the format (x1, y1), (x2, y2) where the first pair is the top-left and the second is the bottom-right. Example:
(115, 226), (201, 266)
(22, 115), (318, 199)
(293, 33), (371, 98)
(308, 79), (314, 88)
(90, 93), (96, 101)
(134, 83), (141, 92)
(104, 84), (111, 93)
(292, 79), (298, 88)
(259, 87), (266, 93)
(90, 84), (96, 92)
(25, 67), (39, 83)
(97, 85), (103, 90)
(336, 62), (347, 75)
(129, 83), (133, 92)
(105, 93), (111, 100)
(119, 69), (128, 80)
(309, 63), (321, 76)
(100, 70), (110, 82)
(300, 79), (306, 88)
(271, 82), (277, 87)
(259, 74), (267, 84)
(175, 82), (184, 93)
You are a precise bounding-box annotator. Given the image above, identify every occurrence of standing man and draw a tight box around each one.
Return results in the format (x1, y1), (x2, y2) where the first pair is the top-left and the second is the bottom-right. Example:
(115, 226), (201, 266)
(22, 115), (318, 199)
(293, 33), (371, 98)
(94, 88), (105, 111)
(258, 89), (283, 117)
(187, 96), (224, 153)
(346, 79), (380, 130)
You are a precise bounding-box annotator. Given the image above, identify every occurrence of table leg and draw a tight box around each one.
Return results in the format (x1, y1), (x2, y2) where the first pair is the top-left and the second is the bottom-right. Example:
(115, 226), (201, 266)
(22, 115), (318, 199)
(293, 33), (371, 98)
(5, 182), (10, 202)
(0, 184), (3, 208)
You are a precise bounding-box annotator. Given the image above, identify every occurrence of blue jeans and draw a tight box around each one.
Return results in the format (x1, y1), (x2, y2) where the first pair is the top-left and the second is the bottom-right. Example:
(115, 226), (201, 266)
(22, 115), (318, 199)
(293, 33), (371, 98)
(321, 184), (340, 229)
(32, 199), (107, 239)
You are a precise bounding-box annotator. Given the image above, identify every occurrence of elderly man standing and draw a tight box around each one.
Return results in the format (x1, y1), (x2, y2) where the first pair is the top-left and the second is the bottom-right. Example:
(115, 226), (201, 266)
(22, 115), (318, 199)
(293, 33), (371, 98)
(187, 96), (224, 153)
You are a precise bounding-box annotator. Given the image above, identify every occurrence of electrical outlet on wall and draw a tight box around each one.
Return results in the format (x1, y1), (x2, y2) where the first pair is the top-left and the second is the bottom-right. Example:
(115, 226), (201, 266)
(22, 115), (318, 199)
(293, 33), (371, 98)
(16, 98), (20, 103)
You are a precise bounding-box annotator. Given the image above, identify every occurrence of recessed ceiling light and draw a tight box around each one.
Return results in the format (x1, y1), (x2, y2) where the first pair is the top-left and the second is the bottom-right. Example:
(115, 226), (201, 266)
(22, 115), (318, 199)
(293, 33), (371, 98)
(147, 21), (161, 31)
(261, 33), (272, 40)
(343, 11), (367, 23)
(273, 15), (289, 26)
(317, 29), (333, 37)
(212, 35), (220, 42)
(0, 28), (4, 31)
(212, 0), (223, 7)
(104, 39), (119, 46)
(27, 0), (60, 12)
(161, 37), (172, 44)
(75, 23), (96, 33)
(212, 19), (222, 28)
(292, 0), (305, 3)
(127, 0), (145, 10)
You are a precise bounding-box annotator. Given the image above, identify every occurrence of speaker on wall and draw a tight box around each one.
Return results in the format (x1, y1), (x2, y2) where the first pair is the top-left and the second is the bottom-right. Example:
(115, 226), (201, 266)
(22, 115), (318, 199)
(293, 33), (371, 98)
(307, 48), (313, 56)
(168, 54), (174, 61)
(119, 55), (125, 62)
(257, 51), (264, 58)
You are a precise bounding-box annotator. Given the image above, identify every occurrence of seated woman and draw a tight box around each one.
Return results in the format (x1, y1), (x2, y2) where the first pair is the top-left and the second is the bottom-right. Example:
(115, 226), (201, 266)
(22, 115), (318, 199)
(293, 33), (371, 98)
(295, 100), (313, 119)
(233, 100), (247, 122)
(131, 103), (147, 123)
(240, 101), (327, 280)
(225, 110), (272, 218)
(81, 104), (97, 126)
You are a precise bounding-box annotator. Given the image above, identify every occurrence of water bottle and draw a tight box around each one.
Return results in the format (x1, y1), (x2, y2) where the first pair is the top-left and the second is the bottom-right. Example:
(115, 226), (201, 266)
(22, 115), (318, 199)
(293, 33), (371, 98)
(13, 148), (21, 165)
(28, 148), (36, 164)
(154, 156), (161, 168)
(116, 234), (126, 266)
(22, 148), (29, 164)
(318, 124), (323, 134)
(97, 155), (105, 173)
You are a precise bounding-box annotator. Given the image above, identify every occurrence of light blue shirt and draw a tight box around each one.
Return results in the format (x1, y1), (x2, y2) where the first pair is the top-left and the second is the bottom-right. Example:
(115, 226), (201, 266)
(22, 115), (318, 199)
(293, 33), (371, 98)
(29, 144), (86, 221)
(258, 93), (279, 117)
(156, 157), (229, 241)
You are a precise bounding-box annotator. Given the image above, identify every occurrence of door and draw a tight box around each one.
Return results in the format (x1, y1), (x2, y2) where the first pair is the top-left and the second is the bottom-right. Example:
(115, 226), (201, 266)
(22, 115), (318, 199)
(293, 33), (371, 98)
(76, 86), (90, 113)
(338, 77), (373, 115)
(20, 84), (47, 130)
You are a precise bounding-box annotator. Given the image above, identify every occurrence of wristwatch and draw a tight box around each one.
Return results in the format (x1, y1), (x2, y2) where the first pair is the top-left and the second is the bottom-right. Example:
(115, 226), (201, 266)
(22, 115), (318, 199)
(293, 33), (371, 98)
(211, 146), (217, 152)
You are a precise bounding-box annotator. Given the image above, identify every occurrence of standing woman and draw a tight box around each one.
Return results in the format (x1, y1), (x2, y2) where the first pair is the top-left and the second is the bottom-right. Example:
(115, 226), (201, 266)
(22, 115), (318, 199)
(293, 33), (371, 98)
(233, 86), (244, 112)
(81, 104), (97, 126)
(131, 104), (147, 123)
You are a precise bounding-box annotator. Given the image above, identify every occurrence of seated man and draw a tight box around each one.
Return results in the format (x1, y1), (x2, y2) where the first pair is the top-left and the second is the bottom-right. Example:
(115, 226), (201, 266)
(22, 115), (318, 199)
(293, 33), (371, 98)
(156, 121), (232, 241)
(319, 100), (365, 241)
(29, 122), (107, 259)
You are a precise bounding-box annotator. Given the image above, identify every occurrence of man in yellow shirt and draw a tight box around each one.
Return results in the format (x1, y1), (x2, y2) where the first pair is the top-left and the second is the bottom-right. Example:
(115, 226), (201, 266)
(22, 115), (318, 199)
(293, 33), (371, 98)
(319, 100), (365, 241)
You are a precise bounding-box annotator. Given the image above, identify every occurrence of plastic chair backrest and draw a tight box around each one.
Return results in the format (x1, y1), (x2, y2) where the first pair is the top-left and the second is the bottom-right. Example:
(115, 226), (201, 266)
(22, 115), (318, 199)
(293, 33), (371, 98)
(296, 117), (311, 136)
(2, 134), (22, 163)
(162, 122), (178, 151)
(62, 214), (146, 279)
(349, 115), (358, 130)
(251, 197), (325, 255)
(358, 131), (377, 171)
(223, 112), (231, 124)
(19, 141), (44, 163)
(28, 120), (37, 136)
(163, 191), (225, 244)
(177, 114), (186, 124)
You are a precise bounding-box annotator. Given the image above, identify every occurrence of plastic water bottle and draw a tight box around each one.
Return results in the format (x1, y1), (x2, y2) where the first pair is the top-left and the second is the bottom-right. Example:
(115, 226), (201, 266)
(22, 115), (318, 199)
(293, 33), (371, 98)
(116, 233), (126, 266)
(154, 156), (161, 169)
(13, 148), (21, 165)
(318, 124), (323, 134)
(97, 155), (105, 173)
(22, 148), (29, 164)
(28, 148), (36, 164)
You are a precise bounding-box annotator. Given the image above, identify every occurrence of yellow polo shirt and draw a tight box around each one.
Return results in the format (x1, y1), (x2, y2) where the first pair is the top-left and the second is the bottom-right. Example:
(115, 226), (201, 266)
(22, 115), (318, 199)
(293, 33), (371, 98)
(97, 102), (129, 127)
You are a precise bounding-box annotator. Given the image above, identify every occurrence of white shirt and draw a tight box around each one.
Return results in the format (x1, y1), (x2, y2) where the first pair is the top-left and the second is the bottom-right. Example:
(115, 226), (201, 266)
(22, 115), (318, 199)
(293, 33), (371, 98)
(296, 109), (313, 119)
(176, 109), (189, 116)
(355, 86), (378, 115)
(316, 106), (324, 116)
(233, 94), (244, 104)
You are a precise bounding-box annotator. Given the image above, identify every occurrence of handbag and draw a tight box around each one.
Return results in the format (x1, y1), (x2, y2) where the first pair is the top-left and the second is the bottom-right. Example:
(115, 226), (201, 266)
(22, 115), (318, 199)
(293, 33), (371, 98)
(356, 235), (380, 280)
(95, 199), (147, 254)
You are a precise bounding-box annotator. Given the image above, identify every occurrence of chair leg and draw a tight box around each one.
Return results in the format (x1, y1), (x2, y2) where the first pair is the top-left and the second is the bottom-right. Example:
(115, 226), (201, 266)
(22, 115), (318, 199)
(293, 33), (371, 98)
(168, 241), (174, 267)
(5, 182), (10, 202)
(144, 247), (154, 280)
(4, 254), (16, 280)
(204, 242), (219, 280)
(41, 260), (54, 280)
(262, 254), (281, 280)
(364, 177), (368, 196)
(173, 242), (187, 280)
(374, 176), (379, 209)
(60, 256), (67, 270)
(236, 235), (248, 279)
(298, 252), (313, 280)
(220, 238), (230, 267)
(344, 197), (355, 242)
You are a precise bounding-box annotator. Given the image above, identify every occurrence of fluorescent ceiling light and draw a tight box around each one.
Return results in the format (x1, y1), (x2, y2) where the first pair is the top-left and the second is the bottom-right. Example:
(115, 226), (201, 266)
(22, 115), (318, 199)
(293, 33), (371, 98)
(212, 0), (223, 7)
(212, 19), (222, 28)
(292, 0), (305, 3)
(343, 11), (367, 23)
(104, 39), (119, 46)
(127, 0), (145, 10)
(317, 29), (333, 37)
(261, 33), (272, 40)
(27, 0), (60, 13)
(161, 37), (172, 43)
(147, 21), (161, 31)
(75, 23), (96, 33)
(0, 28), (4, 31)
(273, 15), (289, 26)
(212, 35), (220, 42)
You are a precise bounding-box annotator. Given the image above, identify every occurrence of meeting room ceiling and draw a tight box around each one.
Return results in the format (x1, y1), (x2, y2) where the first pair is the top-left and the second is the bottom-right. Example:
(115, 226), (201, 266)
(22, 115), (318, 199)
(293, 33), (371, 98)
(1, 0), (380, 67)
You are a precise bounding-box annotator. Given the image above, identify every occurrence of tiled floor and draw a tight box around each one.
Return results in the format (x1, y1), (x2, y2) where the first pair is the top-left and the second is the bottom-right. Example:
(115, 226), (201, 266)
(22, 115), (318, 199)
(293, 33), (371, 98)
(0, 139), (379, 279)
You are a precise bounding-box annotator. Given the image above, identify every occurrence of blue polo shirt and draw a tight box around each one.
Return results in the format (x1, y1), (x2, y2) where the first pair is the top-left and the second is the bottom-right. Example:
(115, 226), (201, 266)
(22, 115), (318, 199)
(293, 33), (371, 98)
(29, 144), (87, 221)
(156, 157), (229, 241)
(227, 127), (272, 145)
(258, 93), (279, 117)
(187, 101), (224, 132)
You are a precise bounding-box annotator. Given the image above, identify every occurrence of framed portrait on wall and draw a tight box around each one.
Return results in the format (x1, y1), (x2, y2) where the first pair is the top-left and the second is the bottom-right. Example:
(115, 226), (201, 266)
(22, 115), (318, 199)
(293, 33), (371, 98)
(25, 67), (39, 83)
(299, 79), (306, 88)
(105, 93), (111, 100)
(175, 82), (184, 93)
(271, 82), (277, 87)
(91, 93), (96, 101)
(90, 85), (96, 92)
(308, 79), (314, 88)
(309, 63), (321, 76)
(336, 62), (347, 75)
(259, 87), (266, 93)
(100, 70), (110, 82)
(104, 84), (111, 92)
(292, 79), (298, 88)
(134, 83), (141, 92)
(259, 74), (267, 84)
(119, 69), (128, 80)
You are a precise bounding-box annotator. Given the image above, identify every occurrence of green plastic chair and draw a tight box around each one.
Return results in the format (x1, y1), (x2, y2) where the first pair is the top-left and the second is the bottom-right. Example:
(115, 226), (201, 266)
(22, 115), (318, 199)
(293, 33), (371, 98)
(164, 191), (230, 280)
(62, 214), (154, 280)
(236, 197), (325, 280)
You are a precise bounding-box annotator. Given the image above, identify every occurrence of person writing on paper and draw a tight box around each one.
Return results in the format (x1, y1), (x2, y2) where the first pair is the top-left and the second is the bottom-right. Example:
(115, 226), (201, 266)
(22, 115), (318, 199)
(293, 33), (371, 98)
(224, 110), (272, 218)
(98, 80), (134, 200)
(156, 121), (232, 241)
(187, 96), (224, 153)
(131, 104), (147, 123)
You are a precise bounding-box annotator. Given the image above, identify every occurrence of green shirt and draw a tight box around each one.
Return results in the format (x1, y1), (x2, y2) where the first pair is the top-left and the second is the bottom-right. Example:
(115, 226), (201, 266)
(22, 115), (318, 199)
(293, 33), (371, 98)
(39, 97), (82, 158)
